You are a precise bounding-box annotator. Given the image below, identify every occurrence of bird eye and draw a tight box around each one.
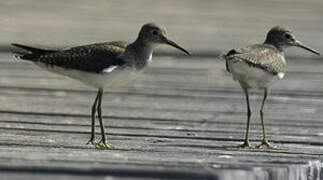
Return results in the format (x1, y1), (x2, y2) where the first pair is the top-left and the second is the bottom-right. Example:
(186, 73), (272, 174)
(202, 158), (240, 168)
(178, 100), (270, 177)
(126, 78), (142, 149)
(284, 33), (292, 39)
(151, 30), (159, 36)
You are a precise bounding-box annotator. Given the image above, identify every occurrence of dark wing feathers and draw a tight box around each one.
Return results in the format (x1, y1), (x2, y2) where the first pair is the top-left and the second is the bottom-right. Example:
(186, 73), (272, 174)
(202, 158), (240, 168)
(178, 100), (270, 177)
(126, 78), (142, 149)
(13, 41), (128, 73)
(225, 49), (238, 72)
(105, 41), (128, 49)
(225, 44), (286, 74)
(12, 43), (59, 54)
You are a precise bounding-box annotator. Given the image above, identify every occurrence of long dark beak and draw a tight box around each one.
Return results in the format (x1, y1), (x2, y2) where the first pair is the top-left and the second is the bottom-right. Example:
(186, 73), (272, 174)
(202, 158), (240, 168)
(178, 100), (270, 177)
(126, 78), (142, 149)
(166, 39), (191, 55)
(293, 40), (320, 56)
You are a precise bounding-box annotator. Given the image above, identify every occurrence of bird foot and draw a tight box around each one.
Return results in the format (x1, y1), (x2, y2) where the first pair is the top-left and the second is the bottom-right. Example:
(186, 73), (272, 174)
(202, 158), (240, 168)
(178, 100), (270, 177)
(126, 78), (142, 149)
(237, 141), (255, 149)
(86, 138), (114, 149)
(86, 137), (96, 145)
(95, 139), (114, 150)
(256, 140), (282, 150)
(86, 138), (102, 149)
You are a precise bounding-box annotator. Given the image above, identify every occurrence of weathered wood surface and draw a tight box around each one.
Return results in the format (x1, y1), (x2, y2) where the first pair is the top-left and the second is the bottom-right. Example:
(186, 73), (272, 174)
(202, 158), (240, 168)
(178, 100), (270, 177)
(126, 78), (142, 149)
(1, 52), (323, 179)
(1, 0), (323, 180)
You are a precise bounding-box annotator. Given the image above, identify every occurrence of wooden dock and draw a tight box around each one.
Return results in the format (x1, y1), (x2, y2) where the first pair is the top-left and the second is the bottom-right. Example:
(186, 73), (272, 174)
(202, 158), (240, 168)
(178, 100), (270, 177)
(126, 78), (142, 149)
(0, 0), (323, 179)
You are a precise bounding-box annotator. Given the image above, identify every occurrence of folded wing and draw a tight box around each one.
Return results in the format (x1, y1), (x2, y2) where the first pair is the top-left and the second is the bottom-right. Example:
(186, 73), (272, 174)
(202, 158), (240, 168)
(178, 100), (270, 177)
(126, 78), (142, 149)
(225, 44), (286, 75)
(12, 41), (129, 73)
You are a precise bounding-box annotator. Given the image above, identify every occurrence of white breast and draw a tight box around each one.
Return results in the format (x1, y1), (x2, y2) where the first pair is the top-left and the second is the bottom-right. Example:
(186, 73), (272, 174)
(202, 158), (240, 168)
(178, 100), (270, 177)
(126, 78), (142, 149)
(34, 62), (138, 90)
(228, 60), (284, 89)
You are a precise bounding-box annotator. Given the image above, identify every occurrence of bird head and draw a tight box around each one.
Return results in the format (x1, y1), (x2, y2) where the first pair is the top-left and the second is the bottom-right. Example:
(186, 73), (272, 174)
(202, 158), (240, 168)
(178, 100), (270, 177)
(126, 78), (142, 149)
(137, 23), (191, 55)
(265, 26), (320, 55)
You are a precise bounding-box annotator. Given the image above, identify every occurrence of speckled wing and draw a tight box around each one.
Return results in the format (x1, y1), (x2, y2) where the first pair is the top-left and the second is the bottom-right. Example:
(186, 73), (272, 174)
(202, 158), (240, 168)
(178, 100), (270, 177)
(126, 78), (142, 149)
(13, 41), (129, 73)
(225, 44), (286, 75)
(104, 41), (128, 49)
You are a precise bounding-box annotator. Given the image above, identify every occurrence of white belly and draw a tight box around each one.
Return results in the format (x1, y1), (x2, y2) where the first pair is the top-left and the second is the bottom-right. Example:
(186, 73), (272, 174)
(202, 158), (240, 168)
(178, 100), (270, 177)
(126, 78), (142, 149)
(228, 61), (284, 89)
(35, 62), (138, 90)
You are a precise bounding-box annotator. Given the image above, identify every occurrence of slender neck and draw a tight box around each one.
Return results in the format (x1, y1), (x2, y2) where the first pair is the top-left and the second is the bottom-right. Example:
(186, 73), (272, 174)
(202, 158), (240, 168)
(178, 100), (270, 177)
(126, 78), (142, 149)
(123, 38), (155, 70)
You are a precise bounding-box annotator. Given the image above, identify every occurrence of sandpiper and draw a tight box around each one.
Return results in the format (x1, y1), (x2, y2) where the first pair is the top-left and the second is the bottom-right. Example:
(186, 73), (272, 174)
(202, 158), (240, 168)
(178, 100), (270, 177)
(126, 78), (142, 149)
(12, 23), (191, 149)
(225, 26), (320, 149)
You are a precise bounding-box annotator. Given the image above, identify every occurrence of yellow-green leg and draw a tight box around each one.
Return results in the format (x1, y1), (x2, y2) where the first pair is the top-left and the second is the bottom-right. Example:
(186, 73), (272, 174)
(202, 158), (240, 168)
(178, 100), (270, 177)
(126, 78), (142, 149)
(238, 88), (255, 149)
(97, 88), (114, 149)
(257, 89), (278, 149)
(86, 89), (101, 148)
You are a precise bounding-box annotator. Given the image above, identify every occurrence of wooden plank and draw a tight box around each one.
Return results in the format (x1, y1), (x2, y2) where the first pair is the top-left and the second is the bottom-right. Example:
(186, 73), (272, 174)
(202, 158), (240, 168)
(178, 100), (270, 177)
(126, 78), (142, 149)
(0, 55), (323, 179)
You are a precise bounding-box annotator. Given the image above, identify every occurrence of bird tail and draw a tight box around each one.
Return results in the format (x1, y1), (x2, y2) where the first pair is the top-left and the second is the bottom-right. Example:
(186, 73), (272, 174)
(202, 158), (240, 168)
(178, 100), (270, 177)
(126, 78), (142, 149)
(12, 43), (58, 61)
(223, 49), (238, 73)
